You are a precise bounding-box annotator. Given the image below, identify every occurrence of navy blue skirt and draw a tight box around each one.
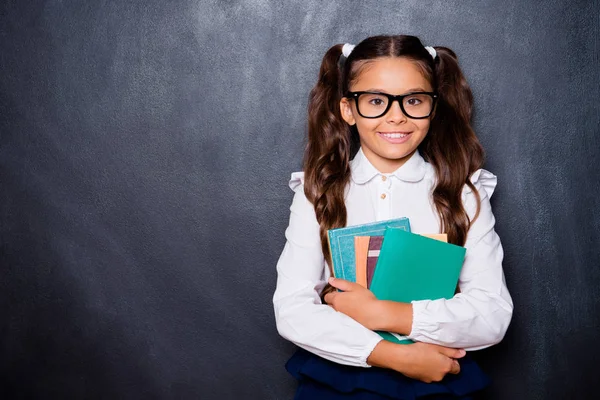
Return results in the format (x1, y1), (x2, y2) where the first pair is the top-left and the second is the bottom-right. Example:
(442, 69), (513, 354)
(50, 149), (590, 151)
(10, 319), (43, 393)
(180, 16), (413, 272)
(286, 349), (489, 400)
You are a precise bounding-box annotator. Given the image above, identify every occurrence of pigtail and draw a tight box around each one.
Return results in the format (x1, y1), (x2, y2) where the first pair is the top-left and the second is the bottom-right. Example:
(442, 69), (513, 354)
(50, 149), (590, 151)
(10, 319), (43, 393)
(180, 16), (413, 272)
(420, 47), (484, 246)
(303, 44), (353, 291)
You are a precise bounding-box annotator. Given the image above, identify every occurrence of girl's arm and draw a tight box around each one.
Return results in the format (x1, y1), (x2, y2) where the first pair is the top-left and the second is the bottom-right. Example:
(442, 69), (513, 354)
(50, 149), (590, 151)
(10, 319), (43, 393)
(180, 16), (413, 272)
(406, 170), (513, 349)
(324, 280), (414, 335)
(367, 339), (465, 383)
(273, 175), (383, 367)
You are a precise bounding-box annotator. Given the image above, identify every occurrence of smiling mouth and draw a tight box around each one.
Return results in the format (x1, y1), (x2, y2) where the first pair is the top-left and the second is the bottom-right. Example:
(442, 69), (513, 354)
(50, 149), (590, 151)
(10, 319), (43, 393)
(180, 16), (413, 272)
(379, 132), (411, 139)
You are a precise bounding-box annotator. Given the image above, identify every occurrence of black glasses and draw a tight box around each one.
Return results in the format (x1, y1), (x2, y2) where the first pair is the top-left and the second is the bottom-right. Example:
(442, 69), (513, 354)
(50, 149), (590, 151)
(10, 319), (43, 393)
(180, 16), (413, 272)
(346, 91), (438, 119)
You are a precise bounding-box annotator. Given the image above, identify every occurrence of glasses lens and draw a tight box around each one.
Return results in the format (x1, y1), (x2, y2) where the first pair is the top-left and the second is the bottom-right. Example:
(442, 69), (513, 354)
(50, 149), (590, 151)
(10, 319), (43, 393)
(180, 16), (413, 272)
(357, 93), (389, 118)
(402, 94), (434, 118)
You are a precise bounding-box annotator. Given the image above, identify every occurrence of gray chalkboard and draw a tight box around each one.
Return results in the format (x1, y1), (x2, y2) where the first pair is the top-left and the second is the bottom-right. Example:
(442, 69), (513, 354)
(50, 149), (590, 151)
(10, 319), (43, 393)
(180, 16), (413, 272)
(1, 0), (599, 399)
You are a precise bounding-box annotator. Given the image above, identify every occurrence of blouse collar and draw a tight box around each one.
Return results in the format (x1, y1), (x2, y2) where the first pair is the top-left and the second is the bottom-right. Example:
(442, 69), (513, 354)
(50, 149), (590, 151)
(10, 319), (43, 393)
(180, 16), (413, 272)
(350, 147), (427, 184)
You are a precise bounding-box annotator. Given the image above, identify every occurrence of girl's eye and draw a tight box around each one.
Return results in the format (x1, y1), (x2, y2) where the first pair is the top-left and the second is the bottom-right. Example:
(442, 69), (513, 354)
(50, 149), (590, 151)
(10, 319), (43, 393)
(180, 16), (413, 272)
(406, 97), (423, 106)
(361, 94), (387, 107)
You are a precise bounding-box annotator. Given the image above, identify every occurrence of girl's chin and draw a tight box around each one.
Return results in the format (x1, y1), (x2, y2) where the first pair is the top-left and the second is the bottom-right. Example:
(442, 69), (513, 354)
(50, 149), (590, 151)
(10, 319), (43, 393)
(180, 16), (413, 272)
(378, 147), (417, 161)
(364, 149), (418, 172)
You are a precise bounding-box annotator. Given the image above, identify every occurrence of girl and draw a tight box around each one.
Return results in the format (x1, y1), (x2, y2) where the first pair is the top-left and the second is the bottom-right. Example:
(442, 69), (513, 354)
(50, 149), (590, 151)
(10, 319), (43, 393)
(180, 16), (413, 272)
(273, 35), (513, 399)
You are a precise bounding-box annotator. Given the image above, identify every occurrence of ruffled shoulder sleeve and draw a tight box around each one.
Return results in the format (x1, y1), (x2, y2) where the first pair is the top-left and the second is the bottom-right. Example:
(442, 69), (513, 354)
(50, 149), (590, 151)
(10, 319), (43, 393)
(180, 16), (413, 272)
(463, 169), (497, 199)
(289, 171), (305, 192)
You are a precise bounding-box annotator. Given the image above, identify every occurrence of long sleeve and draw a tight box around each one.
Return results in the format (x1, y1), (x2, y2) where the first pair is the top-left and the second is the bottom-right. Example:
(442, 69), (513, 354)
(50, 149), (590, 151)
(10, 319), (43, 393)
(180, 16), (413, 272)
(273, 173), (383, 367)
(407, 170), (514, 350)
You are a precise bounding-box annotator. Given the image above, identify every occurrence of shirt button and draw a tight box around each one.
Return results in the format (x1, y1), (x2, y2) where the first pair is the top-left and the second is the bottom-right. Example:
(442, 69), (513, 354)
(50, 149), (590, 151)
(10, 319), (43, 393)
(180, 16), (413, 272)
(380, 193), (387, 199)
(381, 176), (387, 181)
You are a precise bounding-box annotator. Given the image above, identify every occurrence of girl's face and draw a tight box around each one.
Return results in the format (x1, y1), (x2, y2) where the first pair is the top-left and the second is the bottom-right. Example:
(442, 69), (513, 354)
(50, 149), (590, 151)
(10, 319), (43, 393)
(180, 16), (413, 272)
(340, 57), (433, 173)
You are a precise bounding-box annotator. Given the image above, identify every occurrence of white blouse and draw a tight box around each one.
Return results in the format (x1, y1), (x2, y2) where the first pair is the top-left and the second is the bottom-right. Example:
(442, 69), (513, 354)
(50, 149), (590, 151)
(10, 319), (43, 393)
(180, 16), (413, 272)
(273, 148), (513, 368)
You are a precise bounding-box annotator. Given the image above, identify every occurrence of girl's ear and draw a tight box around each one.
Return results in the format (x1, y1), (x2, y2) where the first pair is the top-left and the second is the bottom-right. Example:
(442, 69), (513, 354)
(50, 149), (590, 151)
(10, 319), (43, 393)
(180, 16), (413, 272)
(340, 97), (356, 126)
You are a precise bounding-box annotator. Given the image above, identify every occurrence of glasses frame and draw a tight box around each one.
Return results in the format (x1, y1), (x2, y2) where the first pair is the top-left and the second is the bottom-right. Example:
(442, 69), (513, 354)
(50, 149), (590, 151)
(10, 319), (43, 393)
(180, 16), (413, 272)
(346, 91), (438, 119)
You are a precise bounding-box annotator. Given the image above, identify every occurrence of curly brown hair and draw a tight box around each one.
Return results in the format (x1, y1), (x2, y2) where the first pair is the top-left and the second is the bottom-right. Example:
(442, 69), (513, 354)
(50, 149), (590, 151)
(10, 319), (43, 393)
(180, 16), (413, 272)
(303, 35), (484, 292)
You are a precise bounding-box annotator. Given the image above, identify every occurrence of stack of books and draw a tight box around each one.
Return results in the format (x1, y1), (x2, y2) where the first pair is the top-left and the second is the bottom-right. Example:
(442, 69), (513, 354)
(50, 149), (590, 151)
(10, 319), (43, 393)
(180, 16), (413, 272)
(327, 218), (465, 344)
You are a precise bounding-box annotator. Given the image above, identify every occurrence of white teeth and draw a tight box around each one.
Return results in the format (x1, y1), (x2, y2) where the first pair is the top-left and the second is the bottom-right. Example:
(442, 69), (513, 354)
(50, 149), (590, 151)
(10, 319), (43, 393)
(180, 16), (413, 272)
(381, 133), (408, 139)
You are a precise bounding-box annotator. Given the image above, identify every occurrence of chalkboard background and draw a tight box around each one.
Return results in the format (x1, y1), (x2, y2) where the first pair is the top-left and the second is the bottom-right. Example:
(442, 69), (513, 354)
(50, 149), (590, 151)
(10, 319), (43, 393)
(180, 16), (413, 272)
(1, 0), (599, 399)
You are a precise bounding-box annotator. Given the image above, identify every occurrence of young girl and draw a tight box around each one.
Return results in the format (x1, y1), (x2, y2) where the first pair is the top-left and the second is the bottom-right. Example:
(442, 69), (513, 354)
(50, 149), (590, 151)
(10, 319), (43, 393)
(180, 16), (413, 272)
(273, 35), (513, 399)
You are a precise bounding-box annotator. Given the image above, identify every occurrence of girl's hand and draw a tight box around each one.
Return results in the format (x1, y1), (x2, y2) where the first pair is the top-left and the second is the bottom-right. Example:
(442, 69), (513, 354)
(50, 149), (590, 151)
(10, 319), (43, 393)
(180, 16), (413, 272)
(368, 340), (465, 383)
(323, 277), (380, 330)
(401, 342), (464, 382)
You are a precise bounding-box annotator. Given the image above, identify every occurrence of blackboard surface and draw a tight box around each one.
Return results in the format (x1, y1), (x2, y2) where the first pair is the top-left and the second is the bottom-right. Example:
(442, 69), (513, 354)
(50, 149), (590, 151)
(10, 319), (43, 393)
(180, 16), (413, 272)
(1, 1), (599, 399)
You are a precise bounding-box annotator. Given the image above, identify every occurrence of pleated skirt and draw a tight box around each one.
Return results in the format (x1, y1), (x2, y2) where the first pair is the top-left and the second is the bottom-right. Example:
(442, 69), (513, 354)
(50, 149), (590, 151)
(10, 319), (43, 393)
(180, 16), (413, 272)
(286, 349), (489, 400)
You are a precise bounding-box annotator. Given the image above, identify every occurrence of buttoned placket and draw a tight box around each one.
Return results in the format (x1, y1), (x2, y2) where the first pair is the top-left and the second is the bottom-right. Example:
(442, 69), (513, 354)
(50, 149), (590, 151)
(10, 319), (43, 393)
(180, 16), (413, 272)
(375, 174), (393, 221)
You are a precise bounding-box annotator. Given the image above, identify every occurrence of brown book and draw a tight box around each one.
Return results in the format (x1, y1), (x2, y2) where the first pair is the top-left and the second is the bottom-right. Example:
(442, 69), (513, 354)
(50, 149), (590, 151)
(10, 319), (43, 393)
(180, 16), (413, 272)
(421, 233), (448, 242)
(366, 236), (384, 288)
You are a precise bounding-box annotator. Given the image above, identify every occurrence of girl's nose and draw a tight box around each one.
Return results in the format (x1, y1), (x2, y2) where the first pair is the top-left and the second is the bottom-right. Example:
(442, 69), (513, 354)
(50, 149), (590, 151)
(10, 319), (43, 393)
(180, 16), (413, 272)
(385, 100), (408, 123)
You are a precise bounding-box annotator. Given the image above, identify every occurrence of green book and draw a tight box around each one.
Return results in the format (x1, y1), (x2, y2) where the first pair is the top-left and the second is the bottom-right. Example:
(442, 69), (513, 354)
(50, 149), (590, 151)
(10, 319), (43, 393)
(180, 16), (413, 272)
(370, 228), (466, 344)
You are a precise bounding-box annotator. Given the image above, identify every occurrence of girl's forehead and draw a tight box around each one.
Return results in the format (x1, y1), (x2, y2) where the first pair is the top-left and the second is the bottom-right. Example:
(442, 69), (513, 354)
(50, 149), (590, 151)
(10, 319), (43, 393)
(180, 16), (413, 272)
(350, 57), (432, 92)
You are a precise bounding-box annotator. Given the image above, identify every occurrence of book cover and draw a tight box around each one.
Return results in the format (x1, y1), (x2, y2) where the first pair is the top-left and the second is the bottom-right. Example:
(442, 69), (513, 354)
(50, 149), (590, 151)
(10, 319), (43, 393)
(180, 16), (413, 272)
(365, 234), (446, 289)
(367, 236), (384, 289)
(327, 218), (411, 283)
(370, 229), (462, 344)
(354, 236), (370, 288)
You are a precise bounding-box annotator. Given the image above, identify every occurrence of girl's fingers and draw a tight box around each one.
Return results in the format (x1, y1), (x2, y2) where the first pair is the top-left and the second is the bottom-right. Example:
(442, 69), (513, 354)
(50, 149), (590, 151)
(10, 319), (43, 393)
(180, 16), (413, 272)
(449, 359), (461, 375)
(323, 291), (337, 304)
(439, 347), (466, 359)
(328, 277), (356, 291)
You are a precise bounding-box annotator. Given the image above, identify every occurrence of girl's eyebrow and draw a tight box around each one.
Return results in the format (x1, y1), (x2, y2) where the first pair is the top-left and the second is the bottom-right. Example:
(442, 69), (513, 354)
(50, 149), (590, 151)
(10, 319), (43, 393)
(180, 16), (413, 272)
(362, 87), (429, 93)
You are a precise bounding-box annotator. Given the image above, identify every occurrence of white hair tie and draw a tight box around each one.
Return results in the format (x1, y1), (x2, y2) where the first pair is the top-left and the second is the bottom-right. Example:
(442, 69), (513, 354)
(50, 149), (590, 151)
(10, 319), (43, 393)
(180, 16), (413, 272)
(342, 43), (355, 58)
(425, 46), (437, 60)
